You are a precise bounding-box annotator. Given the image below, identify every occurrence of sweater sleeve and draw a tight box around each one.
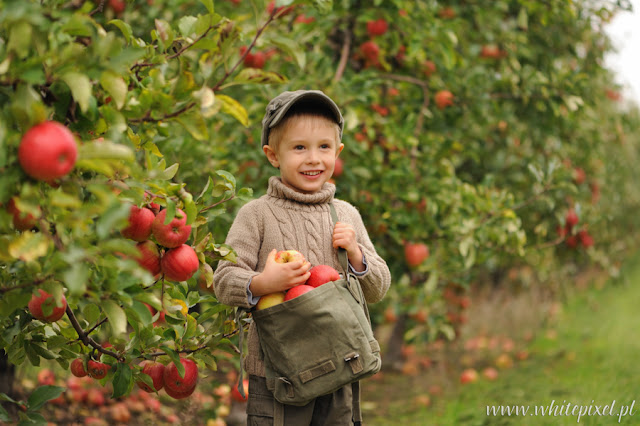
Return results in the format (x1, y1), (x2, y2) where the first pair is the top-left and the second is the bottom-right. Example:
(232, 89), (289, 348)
(214, 201), (263, 308)
(336, 200), (391, 303)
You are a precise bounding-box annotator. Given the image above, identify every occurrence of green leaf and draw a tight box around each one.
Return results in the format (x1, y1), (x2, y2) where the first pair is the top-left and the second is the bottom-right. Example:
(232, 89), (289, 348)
(96, 201), (132, 240)
(199, 0), (214, 15)
(232, 68), (287, 86)
(102, 300), (128, 337)
(111, 363), (133, 399)
(0, 404), (9, 422)
(7, 21), (32, 59)
(26, 386), (64, 412)
(159, 163), (179, 180)
(108, 19), (133, 43)
(161, 346), (184, 377)
(130, 300), (153, 326)
(237, 187), (254, 201)
(262, 35), (305, 69)
(8, 232), (50, 262)
(215, 95), (248, 127)
(63, 262), (90, 296)
(100, 70), (128, 110)
(61, 72), (92, 113)
(176, 110), (209, 141)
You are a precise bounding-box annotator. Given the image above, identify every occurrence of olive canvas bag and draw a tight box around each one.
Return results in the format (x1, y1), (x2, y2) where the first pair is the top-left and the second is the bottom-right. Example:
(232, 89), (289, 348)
(237, 203), (382, 414)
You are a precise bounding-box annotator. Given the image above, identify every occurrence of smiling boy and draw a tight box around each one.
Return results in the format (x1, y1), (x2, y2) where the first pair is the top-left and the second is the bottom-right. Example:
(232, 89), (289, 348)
(214, 90), (391, 425)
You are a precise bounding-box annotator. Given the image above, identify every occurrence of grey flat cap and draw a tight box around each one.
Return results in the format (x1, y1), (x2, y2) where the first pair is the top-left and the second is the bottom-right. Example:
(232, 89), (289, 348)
(261, 90), (344, 146)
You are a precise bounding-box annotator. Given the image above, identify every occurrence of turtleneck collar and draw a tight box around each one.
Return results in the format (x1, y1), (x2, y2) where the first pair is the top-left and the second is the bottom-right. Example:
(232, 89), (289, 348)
(266, 176), (335, 205)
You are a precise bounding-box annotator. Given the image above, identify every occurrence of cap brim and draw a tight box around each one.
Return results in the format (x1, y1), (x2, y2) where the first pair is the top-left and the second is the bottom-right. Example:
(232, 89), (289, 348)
(262, 90), (344, 146)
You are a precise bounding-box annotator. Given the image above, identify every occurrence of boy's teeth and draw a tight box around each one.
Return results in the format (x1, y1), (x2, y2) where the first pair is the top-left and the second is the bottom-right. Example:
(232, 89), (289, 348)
(302, 171), (321, 176)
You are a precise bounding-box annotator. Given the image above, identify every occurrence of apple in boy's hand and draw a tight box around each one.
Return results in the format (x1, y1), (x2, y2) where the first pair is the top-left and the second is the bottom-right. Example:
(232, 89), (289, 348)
(305, 265), (340, 288)
(274, 249), (305, 264)
(256, 292), (286, 310)
(284, 285), (314, 301)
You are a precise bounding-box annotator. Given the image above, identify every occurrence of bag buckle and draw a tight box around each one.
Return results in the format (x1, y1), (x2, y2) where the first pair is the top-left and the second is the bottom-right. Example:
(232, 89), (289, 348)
(344, 352), (364, 374)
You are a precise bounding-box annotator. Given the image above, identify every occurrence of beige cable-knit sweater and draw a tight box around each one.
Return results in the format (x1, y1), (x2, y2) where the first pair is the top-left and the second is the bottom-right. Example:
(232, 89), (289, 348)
(214, 176), (391, 377)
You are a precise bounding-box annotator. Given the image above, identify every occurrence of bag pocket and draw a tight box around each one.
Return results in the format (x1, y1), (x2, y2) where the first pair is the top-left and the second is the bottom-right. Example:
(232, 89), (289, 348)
(253, 278), (381, 405)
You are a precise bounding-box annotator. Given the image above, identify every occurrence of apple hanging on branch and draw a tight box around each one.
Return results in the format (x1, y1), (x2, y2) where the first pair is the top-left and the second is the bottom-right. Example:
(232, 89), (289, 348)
(18, 121), (78, 182)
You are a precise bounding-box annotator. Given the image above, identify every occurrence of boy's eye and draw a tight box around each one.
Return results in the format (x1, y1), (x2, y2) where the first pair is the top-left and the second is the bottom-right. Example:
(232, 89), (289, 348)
(294, 145), (305, 150)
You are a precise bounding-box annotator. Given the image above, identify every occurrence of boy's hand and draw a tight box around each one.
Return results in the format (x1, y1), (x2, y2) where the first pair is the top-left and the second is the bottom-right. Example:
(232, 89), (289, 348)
(333, 222), (364, 271)
(250, 249), (311, 296)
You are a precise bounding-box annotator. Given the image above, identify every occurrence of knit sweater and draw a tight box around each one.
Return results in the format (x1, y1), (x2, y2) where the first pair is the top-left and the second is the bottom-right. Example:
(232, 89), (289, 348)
(214, 176), (391, 377)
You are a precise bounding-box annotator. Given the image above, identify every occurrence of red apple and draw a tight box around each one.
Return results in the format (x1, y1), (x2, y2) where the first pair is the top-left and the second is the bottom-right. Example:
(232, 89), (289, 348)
(404, 242), (429, 267)
(163, 358), (198, 395)
(573, 167), (586, 185)
(256, 292), (286, 310)
(459, 368), (478, 384)
(578, 229), (594, 248)
(434, 90), (454, 109)
(137, 361), (165, 392)
(121, 206), (155, 242)
(152, 208), (191, 248)
(108, 0), (125, 14)
(110, 402), (131, 423)
(71, 358), (88, 378)
(274, 249), (305, 264)
(87, 360), (111, 379)
(482, 367), (499, 381)
(231, 379), (249, 403)
(565, 208), (579, 228)
(18, 121), (78, 182)
(86, 388), (106, 406)
(284, 285), (314, 301)
(423, 60), (437, 77)
(305, 264), (340, 288)
(164, 384), (196, 399)
(28, 289), (67, 322)
(161, 244), (199, 282)
(366, 19), (388, 37)
(480, 44), (504, 59)
(37, 368), (56, 386)
(135, 240), (162, 277)
(7, 197), (39, 231)
(360, 41), (380, 62)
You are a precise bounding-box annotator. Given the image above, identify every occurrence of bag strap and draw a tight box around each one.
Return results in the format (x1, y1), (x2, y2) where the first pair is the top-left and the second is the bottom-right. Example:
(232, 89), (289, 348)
(329, 203), (350, 274)
(329, 202), (364, 425)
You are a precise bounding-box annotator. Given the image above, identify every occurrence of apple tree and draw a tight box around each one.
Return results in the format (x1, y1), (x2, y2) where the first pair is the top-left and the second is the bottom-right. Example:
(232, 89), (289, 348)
(0, 0), (328, 420)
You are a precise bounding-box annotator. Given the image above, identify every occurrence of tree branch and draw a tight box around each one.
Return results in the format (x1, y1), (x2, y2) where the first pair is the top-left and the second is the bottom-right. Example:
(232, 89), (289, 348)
(211, 13), (277, 91)
(200, 195), (236, 213)
(333, 22), (352, 82)
(65, 305), (124, 362)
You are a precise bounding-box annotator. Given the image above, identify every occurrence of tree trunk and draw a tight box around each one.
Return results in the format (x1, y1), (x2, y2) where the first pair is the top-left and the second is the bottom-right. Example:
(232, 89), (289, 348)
(382, 313), (408, 371)
(0, 350), (15, 397)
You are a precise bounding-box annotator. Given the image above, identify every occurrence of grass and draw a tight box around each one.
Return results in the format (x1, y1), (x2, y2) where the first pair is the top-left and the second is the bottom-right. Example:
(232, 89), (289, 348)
(362, 259), (640, 425)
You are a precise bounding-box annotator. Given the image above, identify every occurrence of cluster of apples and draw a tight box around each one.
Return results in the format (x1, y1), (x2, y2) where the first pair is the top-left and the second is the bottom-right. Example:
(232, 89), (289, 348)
(122, 205), (199, 283)
(69, 355), (198, 400)
(256, 250), (341, 310)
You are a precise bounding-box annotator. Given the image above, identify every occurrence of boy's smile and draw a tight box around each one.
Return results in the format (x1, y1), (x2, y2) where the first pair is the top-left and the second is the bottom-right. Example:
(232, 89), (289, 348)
(264, 118), (344, 194)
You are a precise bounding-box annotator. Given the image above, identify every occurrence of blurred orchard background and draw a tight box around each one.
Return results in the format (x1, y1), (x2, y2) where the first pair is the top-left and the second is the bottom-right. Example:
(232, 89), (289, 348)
(1, 0), (640, 425)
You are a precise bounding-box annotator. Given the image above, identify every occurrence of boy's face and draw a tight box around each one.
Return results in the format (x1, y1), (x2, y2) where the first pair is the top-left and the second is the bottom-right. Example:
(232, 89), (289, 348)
(263, 116), (344, 194)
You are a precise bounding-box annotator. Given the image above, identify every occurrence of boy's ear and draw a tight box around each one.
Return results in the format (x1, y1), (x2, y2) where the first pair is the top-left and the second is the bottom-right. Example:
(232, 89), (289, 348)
(263, 144), (280, 168)
(336, 143), (344, 157)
